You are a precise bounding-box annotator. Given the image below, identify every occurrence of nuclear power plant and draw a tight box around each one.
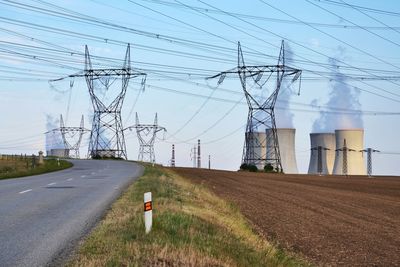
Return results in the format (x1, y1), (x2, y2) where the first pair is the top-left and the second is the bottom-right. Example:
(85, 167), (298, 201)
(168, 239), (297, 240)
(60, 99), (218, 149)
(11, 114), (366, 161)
(307, 129), (366, 176)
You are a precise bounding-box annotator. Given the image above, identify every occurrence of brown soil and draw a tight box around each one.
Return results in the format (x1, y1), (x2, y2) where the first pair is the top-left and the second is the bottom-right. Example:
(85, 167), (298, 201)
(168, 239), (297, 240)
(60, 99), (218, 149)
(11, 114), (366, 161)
(172, 168), (400, 266)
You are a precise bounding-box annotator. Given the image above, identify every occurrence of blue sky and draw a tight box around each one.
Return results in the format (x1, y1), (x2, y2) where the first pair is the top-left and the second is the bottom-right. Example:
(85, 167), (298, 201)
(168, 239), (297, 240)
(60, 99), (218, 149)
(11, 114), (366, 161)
(0, 0), (399, 175)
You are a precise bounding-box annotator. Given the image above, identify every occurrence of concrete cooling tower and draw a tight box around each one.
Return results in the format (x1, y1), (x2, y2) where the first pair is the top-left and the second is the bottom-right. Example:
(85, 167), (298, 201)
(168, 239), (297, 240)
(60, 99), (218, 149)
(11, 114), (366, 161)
(266, 128), (298, 174)
(244, 132), (267, 170)
(332, 129), (366, 175)
(308, 133), (336, 175)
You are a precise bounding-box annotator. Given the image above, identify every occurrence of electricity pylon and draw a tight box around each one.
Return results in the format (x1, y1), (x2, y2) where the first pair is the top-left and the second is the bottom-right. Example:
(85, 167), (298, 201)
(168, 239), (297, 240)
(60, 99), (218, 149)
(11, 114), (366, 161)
(311, 146), (330, 175)
(126, 113), (166, 163)
(360, 148), (380, 177)
(84, 45), (146, 159)
(49, 44), (145, 159)
(336, 139), (355, 176)
(208, 41), (301, 171)
(46, 114), (90, 158)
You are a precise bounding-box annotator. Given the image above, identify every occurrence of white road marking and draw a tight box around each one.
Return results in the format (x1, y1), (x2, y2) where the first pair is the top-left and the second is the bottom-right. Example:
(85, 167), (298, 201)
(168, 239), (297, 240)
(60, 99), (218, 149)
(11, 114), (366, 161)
(47, 182), (57, 186)
(67, 178), (73, 181)
(19, 189), (32, 194)
(81, 175), (86, 178)
(91, 172), (96, 175)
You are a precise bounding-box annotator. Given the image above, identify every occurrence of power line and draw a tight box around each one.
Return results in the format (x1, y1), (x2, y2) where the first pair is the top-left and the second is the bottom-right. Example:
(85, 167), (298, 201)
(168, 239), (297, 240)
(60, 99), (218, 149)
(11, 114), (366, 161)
(314, 0), (400, 17)
(255, 0), (400, 98)
(139, 0), (400, 30)
(338, 0), (400, 37)
(304, 0), (400, 49)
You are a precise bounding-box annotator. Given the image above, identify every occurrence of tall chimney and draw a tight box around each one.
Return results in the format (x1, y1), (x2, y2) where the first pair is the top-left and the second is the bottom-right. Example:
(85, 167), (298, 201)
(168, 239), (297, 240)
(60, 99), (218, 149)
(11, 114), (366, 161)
(171, 144), (175, 167)
(197, 139), (201, 168)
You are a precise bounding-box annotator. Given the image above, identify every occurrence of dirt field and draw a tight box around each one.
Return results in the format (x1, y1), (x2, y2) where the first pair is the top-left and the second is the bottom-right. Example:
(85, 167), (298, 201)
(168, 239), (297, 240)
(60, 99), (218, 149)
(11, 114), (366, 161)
(172, 168), (400, 266)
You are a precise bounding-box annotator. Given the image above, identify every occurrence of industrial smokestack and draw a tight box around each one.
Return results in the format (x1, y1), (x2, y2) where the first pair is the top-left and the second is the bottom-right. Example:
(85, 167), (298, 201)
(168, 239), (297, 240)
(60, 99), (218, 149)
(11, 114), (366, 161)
(197, 139), (201, 168)
(333, 129), (366, 175)
(266, 128), (298, 174)
(171, 144), (175, 167)
(308, 133), (336, 175)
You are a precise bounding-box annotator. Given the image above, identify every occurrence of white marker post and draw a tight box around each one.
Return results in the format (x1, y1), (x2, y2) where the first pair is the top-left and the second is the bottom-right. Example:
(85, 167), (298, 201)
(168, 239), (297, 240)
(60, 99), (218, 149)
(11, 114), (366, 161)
(144, 192), (152, 234)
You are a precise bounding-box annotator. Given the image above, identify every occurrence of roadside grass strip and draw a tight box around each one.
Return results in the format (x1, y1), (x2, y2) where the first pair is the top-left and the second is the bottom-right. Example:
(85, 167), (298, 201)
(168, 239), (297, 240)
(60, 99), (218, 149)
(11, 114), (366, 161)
(0, 158), (72, 180)
(69, 165), (310, 266)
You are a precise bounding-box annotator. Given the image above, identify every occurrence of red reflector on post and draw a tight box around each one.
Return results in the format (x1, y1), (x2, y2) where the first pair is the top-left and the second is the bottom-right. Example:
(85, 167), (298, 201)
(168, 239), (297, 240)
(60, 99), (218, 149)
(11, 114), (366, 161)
(144, 201), (152, 212)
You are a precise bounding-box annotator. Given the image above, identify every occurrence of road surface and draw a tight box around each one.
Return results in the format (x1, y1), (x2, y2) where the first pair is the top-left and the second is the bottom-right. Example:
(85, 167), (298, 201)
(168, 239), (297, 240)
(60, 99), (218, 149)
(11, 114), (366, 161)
(0, 159), (144, 267)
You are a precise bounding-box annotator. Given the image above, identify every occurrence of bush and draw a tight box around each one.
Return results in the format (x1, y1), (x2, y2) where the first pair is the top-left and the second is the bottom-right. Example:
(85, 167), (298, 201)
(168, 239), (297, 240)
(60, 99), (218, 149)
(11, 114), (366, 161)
(240, 163), (249, 171)
(264, 164), (274, 173)
(240, 163), (258, 172)
(248, 164), (258, 172)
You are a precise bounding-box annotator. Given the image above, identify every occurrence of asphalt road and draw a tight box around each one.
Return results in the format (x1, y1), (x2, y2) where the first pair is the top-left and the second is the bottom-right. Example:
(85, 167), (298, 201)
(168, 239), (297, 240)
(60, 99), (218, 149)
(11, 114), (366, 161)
(0, 159), (144, 267)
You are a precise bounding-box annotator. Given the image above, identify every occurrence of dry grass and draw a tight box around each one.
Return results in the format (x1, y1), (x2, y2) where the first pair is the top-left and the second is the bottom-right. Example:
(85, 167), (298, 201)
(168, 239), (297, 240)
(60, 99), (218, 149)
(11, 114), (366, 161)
(0, 156), (72, 180)
(68, 165), (309, 267)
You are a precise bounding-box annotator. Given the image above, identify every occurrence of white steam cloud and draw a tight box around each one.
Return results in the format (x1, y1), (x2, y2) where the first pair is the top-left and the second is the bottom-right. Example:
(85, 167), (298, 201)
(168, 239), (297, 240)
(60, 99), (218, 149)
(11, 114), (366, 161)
(45, 114), (64, 154)
(312, 49), (363, 132)
(275, 42), (295, 128)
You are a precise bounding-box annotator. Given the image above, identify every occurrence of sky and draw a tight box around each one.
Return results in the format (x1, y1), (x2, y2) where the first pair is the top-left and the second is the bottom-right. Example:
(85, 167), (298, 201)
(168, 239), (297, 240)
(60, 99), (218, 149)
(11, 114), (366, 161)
(0, 0), (400, 175)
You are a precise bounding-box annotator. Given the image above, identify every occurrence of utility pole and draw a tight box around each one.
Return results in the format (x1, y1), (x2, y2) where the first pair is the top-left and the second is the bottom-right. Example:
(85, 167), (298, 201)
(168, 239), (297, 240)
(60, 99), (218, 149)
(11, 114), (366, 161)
(311, 146), (330, 175)
(208, 155), (211, 170)
(46, 114), (90, 158)
(360, 148), (380, 177)
(171, 144), (176, 167)
(126, 113), (166, 163)
(336, 139), (355, 176)
(207, 41), (301, 172)
(197, 139), (201, 168)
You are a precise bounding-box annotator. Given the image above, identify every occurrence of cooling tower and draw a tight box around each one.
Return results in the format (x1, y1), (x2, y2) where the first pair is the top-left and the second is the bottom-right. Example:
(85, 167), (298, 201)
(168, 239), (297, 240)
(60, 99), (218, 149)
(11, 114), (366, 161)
(49, 148), (69, 158)
(266, 128), (298, 174)
(308, 133), (336, 175)
(332, 129), (366, 175)
(244, 132), (267, 170)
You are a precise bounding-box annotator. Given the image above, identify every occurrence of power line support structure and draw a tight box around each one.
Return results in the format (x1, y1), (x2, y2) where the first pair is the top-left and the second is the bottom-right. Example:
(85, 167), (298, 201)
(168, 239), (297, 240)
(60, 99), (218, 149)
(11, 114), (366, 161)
(336, 139), (356, 176)
(311, 146), (330, 175)
(208, 41), (301, 172)
(46, 114), (90, 158)
(360, 148), (380, 177)
(126, 113), (166, 163)
(67, 44), (147, 159)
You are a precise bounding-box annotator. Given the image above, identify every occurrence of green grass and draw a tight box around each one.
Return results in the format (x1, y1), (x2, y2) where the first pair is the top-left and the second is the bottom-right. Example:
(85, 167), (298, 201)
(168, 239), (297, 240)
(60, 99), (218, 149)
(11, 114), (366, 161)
(0, 158), (72, 180)
(69, 164), (310, 267)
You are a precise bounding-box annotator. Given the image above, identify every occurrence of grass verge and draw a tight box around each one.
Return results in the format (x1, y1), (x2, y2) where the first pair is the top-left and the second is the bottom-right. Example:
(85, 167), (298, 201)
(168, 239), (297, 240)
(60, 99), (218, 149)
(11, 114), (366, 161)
(69, 164), (310, 266)
(0, 158), (72, 180)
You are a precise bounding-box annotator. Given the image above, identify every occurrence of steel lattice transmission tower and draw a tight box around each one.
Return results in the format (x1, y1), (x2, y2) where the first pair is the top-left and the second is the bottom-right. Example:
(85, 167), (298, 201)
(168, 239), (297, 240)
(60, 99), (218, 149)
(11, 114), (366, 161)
(208, 41), (301, 171)
(126, 113), (166, 163)
(336, 139), (356, 176)
(311, 146), (330, 176)
(360, 148), (380, 177)
(60, 115), (89, 158)
(82, 44), (147, 159)
(46, 114), (90, 158)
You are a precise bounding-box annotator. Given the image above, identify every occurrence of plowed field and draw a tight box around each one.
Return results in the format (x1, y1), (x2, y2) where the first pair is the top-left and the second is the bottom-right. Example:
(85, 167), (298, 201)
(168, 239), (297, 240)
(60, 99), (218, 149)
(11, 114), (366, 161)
(173, 168), (400, 266)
